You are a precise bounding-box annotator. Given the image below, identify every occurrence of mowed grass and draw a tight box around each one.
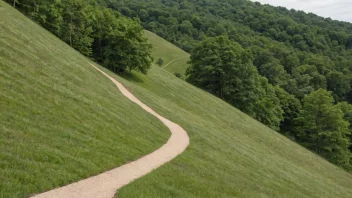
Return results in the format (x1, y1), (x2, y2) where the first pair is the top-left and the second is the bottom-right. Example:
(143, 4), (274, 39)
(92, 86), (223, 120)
(0, 3), (169, 198)
(2, 2), (352, 198)
(144, 30), (189, 77)
(111, 43), (352, 196)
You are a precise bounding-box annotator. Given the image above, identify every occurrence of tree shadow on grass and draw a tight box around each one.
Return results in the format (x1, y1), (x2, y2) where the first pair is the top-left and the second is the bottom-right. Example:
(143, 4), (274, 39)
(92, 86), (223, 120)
(96, 61), (145, 84)
(119, 72), (144, 84)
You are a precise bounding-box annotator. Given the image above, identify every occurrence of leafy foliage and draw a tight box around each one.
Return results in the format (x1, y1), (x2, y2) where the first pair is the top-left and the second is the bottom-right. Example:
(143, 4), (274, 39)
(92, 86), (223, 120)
(187, 36), (283, 130)
(174, 72), (182, 78)
(294, 89), (351, 168)
(106, 0), (352, 169)
(6, 0), (153, 73)
(156, 58), (164, 66)
(7, 0), (352, 169)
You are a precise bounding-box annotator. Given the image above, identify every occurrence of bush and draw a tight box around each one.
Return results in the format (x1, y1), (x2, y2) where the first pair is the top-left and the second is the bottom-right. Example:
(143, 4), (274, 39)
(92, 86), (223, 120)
(174, 72), (182, 78)
(156, 58), (164, 66)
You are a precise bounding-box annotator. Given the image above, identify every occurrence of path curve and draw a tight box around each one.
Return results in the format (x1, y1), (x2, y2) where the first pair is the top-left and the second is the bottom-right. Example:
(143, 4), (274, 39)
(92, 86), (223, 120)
(32, 63), (190, 198)
(162, 56), (187, 68)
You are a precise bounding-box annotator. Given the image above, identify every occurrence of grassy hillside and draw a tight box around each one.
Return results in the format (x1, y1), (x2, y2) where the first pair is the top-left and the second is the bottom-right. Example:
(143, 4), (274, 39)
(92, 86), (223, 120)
(144, 30), (189, 77)
(0, 3), (169, 197)
(114, 41), (352, 196)
(2, 2), (352, 198)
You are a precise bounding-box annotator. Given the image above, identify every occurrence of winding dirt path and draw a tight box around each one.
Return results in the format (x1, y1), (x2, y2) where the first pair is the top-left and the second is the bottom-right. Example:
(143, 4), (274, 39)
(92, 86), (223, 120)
(162, 56), (187, 68)
(32, 63), (190, 198)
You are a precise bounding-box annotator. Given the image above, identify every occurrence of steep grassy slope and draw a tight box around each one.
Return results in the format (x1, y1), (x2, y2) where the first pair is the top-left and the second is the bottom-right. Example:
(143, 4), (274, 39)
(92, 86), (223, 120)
(113, 41), (352, 196)
(0, 3), (169, 198)
(2, 2), (352, 198)
(144, 30), (189, 77)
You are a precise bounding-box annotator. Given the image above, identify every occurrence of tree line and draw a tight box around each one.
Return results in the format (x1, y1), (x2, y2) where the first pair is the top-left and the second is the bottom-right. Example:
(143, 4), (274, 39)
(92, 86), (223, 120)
(187, 36), (352, 169)
(105, 0), (352, 169)
(6, 0), (153, 74)
(8, 0), (352, 170)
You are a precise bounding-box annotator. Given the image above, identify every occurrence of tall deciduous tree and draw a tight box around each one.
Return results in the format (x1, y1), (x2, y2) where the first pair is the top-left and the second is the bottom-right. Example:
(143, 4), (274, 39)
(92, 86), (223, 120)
(274, 86), (302, 135)
(187, 36), (283, 130)
(61, 0), (94, 56)
(8, 0), (153, 74)
(96, 14), (153, 74)
(294, 89), (351, 168)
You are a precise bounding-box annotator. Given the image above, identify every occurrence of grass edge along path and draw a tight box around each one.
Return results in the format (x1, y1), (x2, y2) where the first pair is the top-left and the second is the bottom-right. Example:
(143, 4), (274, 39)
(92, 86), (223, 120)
(0, 3), (169, 197)
(114, 65), (352, 198)
(30, 63), (189, 198)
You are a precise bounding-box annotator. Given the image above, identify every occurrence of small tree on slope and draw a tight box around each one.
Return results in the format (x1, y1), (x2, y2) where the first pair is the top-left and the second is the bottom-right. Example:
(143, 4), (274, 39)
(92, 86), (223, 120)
(294, 89), (351, 168)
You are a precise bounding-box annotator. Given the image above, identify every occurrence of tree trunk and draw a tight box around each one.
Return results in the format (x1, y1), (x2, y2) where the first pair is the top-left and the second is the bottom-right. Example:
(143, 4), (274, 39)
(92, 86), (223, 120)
(13, 0), (16, 8)
(98, 38), (102, 58)
(33, 0), (37, 13)
(69, 15), (73, 46)
(219, 73), (224, 99)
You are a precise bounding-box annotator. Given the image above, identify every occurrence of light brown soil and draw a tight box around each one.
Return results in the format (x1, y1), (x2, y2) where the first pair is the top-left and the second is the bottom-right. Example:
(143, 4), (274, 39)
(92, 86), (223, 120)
(31, 63), (189, 198)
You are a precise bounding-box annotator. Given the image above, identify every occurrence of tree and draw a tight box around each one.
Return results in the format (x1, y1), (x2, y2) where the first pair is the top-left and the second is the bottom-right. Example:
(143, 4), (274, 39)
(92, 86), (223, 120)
(174, 72), (182, 78)
(258, 61), (289, 86)
(156, 58), (164, 66)
(187, 36), (283, 130)
(294, 89), (351, 168)
(60, 0), (94, 56)
(327, 71), (351, 101)
(32, 0), (64, 37)
(337, 102), (352, 155)
(8, 0), (153, 74)
(274, 86), (301, 135)
(179, 20), (194, 35)
(102, 17), (153, 74)
(187, 36), (254, 99)
(255, 77), (284, 130)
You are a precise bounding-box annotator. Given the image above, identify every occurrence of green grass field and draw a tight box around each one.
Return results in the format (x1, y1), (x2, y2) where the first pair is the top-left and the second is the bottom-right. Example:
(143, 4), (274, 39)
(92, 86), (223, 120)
(117, 29), (352, 198)
(144, 30), (189, 77)
(2, 2), (352, 198)
(113, 66), (352, 198)
(0, 3), (169, 197)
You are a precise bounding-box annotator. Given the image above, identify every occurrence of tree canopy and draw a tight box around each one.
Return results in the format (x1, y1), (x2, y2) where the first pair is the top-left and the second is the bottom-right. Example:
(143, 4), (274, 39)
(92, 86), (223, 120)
(8, 0), (352, 170)
(7, 0), (153, 74)
(294, 89), (351, 169)
(105, 0), (352, 169)
(105, 0), (352, 101)
(187, 36), (283, 130)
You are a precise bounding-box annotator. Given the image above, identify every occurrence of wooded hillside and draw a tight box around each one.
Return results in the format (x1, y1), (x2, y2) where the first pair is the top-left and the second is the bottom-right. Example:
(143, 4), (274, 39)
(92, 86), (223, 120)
(105, 0), (352, 169)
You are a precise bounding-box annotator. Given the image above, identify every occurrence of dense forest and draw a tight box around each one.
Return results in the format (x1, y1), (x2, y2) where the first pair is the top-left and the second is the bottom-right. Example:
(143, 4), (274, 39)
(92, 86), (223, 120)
(6, 0), (153, 73)
(103, 0), (352, 169)
(7, 0), (352, 169)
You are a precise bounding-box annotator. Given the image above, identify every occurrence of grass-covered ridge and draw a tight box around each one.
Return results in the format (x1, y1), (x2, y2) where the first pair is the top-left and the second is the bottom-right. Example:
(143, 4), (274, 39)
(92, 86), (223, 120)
(144, 30), (189, 77)
(0, 3), (169, 197)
